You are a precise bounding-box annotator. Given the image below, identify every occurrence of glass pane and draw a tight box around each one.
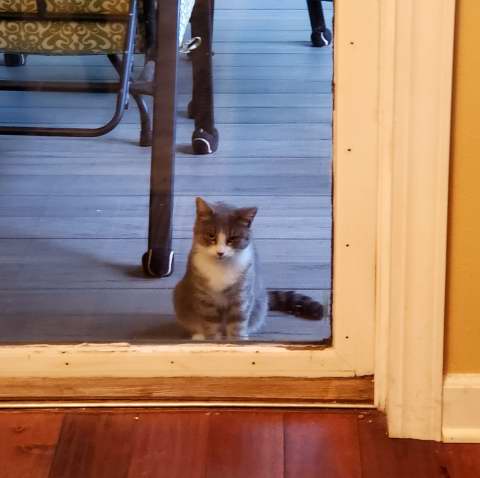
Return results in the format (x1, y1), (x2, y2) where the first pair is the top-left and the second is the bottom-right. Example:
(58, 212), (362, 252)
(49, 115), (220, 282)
(0, 0), (333, 345)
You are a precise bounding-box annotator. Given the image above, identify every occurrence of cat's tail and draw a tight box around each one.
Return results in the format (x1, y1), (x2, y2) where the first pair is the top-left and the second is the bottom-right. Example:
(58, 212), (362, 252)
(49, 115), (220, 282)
(268, 291), (324, 320)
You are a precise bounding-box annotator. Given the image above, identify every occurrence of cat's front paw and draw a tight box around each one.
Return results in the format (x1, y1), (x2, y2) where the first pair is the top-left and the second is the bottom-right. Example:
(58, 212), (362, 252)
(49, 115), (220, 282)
(230, 335), (249, 341)
(226, 324), (249, 340)
(206, 333), (223, 340)
(191, 333), (206, 341)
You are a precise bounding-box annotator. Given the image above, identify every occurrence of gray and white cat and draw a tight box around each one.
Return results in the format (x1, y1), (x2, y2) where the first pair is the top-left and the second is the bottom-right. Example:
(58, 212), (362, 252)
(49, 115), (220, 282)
(173, 197), (324, 340)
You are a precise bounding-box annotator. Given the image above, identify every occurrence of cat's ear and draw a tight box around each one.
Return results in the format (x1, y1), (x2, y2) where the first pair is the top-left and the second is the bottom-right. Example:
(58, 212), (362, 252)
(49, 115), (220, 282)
(196, 197), (213, 219)
(236, 207), (258, 227)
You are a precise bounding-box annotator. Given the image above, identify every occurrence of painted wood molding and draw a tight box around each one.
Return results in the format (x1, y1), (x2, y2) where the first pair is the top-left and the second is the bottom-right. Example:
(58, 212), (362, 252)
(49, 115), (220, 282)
(0, 0), (380, 387)
(443, 374), (480, 443)
(374, 0), (455, 440)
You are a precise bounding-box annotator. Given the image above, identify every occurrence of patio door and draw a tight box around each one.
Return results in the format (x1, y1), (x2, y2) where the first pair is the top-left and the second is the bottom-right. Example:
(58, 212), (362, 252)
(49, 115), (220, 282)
(0, 0), (380, 405)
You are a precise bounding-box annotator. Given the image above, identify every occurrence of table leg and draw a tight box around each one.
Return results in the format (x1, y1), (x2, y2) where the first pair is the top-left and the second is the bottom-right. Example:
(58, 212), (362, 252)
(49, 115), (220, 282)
(142, 0), (178, 277)
(190, 0), (218, 154)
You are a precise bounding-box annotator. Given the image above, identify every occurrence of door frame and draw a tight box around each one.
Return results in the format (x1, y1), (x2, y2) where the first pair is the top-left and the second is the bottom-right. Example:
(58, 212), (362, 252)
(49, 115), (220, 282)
(374, 0), (455, 440)
(0, 0), (378, 379)
(0, 0), (456, 441)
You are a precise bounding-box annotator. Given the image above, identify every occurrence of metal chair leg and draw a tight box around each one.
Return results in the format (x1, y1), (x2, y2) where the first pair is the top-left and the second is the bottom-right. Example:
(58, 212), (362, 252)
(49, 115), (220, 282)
(306, 0), (332, 47)
(133, 93), (153, 147)
(189, 0), (218, 154)
(108, 53), (152, 147)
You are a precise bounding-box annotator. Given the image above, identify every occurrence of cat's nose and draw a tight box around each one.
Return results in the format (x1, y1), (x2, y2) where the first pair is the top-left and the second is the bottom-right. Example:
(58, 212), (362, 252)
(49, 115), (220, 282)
(217, 251), (224, 258)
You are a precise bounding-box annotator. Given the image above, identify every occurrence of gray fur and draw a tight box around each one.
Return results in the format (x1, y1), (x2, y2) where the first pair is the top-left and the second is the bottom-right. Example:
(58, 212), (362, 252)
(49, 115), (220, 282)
(174, 197), (267, 340)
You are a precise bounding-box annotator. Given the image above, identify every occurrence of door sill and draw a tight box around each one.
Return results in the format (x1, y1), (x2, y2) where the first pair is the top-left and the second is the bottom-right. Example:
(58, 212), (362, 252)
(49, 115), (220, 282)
(0, 376), (374, 405)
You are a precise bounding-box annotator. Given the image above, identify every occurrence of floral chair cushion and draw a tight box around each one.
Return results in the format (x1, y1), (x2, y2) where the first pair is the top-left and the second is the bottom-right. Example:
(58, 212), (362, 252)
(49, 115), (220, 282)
(0, 0), (195, 54)
(0, 0), (130, 14)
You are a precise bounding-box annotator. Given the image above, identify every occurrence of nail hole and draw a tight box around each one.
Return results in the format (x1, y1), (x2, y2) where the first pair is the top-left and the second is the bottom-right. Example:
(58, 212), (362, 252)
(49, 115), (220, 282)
(346, 244), (350, 248)
(347, 148), (352, 152)
(350, 41), (355, 45)
(251, 361), (256, 365)
(65, 362), (69, 366)
(170, 361), (175, 365)
(345, 336), (349, 340)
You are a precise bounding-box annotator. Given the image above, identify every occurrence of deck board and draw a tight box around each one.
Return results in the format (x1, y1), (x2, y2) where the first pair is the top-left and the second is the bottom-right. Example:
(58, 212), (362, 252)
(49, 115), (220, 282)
(0, 1), (332, 343)
(0, 238), (331, 292)
(0, 106), (331, 125)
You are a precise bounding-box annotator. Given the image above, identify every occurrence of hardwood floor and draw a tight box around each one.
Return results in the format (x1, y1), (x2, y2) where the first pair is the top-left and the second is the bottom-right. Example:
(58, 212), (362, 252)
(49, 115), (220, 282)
(0, 1), (332, 343)
(0, 409), (478, 477)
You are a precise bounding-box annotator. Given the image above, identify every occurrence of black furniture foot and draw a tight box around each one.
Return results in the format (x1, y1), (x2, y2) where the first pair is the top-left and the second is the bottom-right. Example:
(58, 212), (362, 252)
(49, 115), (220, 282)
(192, 127), (218, 154)
(311, 28), (332, 47)
(4, 53), (26, 66)
(306, 0), (332, 48)
(142, 249), (174, 277)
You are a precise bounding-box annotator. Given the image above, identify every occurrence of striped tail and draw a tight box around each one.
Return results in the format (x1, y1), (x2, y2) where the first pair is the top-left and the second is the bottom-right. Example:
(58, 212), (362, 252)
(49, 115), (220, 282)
(268, 291), (324, 320)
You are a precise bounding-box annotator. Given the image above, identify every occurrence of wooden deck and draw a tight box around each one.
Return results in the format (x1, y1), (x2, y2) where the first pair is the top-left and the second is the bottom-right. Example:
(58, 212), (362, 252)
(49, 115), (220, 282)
(0, 0), (333, 343)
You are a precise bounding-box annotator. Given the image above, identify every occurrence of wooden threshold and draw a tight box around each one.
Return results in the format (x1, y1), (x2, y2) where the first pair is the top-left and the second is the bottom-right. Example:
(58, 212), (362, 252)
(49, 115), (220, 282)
(0, 376), (374, 405)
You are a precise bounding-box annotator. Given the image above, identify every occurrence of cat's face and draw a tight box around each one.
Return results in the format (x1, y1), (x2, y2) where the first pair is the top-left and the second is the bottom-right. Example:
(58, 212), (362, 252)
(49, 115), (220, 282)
(193, 197), (257, 261)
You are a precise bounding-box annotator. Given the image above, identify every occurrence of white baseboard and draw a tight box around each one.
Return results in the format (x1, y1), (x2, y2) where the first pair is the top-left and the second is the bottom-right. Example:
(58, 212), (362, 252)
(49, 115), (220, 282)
(443, 374), (480, 443)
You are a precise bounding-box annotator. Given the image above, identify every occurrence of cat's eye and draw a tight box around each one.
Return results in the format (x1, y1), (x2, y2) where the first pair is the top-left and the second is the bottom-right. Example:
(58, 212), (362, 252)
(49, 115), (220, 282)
(227, 236), (240, 245)
(207, 233), (216, 242)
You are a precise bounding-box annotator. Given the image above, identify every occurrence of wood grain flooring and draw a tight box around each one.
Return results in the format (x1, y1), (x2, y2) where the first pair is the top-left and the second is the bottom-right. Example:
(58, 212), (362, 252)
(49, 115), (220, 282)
(0, 409), (478, 478)
(0, 3), (333, 343)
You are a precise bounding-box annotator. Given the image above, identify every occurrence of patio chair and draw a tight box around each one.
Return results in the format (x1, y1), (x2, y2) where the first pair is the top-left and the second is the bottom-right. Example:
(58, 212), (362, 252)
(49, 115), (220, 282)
(0, 0), (218, 154)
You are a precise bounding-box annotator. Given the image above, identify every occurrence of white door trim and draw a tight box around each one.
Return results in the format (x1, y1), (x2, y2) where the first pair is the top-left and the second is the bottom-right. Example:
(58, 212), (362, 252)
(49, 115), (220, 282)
(0, 0), (380, 381)
(374, 0), (456, 440)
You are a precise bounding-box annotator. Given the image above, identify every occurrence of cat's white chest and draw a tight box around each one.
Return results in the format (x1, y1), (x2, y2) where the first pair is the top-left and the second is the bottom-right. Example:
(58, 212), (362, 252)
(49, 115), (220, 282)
(193, 247), (252, 292)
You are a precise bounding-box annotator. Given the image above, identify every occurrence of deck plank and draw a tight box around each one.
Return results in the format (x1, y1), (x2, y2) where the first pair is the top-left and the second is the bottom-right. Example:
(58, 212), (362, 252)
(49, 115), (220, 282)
(0, 238), (331, 291)
(0, 91), (333, 108)
(0, 106), (332, 125)
(0, 289), (330, 343)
